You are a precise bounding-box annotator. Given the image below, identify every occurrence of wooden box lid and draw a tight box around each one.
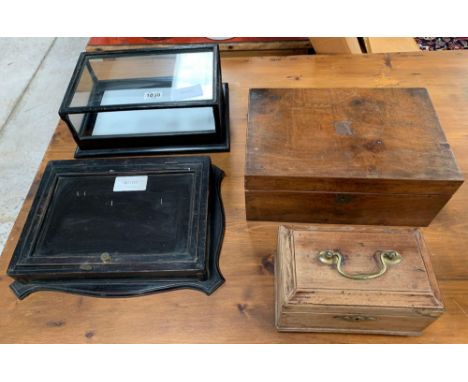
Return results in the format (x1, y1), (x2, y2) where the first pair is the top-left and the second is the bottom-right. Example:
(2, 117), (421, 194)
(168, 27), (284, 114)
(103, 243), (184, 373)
(246, 88), (463, 194)
(276, 225), (444, 335)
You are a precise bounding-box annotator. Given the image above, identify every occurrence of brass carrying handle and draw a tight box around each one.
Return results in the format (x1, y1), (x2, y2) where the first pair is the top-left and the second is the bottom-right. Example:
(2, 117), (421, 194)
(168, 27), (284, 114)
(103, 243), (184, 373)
(318, 249), (402, 280)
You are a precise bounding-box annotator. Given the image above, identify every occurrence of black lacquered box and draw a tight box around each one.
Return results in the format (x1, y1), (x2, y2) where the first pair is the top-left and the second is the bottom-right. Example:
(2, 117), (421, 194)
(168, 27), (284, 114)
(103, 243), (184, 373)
(58, 45), (229, 157)
(7, 156), (225, 299)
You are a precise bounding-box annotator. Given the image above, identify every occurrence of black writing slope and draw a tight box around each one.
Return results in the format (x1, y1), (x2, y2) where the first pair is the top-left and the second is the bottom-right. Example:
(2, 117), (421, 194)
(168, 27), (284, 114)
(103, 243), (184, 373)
(8, 156), (225, 299)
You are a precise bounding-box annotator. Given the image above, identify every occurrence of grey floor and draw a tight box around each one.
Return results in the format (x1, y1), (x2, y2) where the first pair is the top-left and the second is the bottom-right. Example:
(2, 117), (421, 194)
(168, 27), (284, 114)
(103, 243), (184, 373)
(0, 37), (88, 255)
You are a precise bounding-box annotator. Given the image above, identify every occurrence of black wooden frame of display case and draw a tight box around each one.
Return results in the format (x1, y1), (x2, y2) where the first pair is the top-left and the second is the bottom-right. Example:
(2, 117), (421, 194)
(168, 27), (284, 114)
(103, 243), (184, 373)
(58, 45), (230, 158)
(7, 157), (225, 299)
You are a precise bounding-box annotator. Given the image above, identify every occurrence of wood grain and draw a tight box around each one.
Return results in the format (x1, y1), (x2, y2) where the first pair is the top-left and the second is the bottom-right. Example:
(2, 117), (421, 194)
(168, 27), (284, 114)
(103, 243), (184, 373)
(247, 88), (462, 182)
(246, 88), (463, 225)
(309, 38), (363, 54)
(246, 190), (456, 226)
(276, 225), (443, 335)
(1, 50), (468, 343)
(364, 38), (420, 54)
(87, 40), (312, 57)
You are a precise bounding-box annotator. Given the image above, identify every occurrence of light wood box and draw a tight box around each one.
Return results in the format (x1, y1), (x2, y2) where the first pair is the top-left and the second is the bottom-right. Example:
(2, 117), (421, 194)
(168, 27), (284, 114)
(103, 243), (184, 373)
(275, 225), (444, 336)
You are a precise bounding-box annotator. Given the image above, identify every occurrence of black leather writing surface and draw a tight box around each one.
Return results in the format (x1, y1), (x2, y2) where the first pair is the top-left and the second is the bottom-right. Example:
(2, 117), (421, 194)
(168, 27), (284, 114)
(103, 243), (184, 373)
(35, 173), (193, 258)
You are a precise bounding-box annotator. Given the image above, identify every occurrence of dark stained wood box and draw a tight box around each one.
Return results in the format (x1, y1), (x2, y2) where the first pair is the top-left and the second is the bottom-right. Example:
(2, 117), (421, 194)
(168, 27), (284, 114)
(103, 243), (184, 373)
(246, 88), (463, 226)
(276, 225), (444, 335)
(7, 156), (225, 299)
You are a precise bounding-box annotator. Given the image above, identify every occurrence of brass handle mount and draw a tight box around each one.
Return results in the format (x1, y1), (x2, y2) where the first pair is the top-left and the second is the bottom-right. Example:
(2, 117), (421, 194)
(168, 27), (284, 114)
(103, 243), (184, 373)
(318, 249), (402, 280)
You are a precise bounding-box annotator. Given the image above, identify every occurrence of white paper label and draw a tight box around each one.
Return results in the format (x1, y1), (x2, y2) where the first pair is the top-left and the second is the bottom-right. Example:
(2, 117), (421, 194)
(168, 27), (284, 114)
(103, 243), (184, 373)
(143, 91), (163, 100)
(113, 176), (148, 192)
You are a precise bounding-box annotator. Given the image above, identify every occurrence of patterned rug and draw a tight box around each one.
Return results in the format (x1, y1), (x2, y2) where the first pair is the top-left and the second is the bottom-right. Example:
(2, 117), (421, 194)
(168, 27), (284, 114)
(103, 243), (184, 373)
(416, 37), (468, 50)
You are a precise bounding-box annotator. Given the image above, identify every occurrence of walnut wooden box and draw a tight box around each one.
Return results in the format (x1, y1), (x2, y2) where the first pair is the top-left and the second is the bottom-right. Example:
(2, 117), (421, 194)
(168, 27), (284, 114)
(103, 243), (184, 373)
(246, 88), (463, 226)
(275, 225), (444, 336)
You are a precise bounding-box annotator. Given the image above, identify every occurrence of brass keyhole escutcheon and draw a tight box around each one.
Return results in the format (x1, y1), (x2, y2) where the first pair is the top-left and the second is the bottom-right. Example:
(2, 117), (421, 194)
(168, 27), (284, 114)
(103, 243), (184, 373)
(100, 252), (112, 264)
(335, 194), (353, 204)
(334, 315), (376, 322)
(318, 249), (402, 280)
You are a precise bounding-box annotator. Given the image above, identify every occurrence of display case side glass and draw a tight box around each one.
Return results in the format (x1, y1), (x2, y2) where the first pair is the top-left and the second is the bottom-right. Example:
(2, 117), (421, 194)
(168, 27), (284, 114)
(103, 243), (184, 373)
(62, 45), (219, 112)
(67, 107), (217, 139)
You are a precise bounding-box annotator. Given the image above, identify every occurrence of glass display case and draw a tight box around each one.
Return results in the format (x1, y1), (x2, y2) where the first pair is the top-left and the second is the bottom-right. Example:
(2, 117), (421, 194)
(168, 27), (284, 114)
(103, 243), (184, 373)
(59, 45), (229, 157)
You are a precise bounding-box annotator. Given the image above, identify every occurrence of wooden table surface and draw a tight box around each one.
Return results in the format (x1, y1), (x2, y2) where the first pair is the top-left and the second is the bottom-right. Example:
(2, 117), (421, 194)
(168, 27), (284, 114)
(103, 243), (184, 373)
(1, 50), (468, 343)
